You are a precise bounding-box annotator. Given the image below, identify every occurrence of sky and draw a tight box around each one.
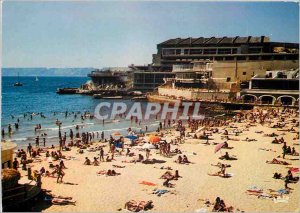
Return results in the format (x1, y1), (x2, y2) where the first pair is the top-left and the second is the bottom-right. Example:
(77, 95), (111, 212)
(2, 1), (299, 68)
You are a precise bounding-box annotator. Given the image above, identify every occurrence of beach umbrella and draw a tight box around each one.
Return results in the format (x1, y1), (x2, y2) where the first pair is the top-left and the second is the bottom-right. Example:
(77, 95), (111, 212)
(125, 135), (138, 140)
(149, 135), (160, 143)
(142, 143), (156, 149)
(214, 142), (225, 153)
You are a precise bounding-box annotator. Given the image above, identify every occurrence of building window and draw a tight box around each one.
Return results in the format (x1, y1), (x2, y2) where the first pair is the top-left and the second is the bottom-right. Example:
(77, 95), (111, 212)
(218, 49), (231, 54)
(162, 49), (175, 56)
(225, 56), (234, 61)
(203, 49), (217, 54)
(249, 56), (260, 60)
(249, 48), (262, 53)
(237, 56), (247, 61)
(190, 49), (203, 55)
(243, 72), (246, 75)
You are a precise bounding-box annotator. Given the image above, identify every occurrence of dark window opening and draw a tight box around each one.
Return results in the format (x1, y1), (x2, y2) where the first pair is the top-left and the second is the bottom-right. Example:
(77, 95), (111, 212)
(237, 56), (247, 61)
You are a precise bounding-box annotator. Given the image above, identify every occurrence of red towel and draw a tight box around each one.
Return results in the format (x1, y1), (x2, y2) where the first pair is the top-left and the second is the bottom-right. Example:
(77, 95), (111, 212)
(139, 181), (157, 186)
(289, 167), (299, 173)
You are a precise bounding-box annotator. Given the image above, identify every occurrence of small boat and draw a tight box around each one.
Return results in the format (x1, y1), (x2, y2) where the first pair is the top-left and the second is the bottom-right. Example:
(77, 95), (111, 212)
(56, 88), (78, 94)
(14, 73), (23, 86)
(102, 96), (123, 99)
(131, 96), (147, 101)
(35, 76), (39, 81)
(14, 82), (23, 86)
(93, 94), (103, 99)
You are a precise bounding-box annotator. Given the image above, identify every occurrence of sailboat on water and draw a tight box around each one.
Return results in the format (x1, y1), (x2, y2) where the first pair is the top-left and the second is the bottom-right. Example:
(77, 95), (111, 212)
(35, 76), (39, 81)
(14, 73), (23, 86)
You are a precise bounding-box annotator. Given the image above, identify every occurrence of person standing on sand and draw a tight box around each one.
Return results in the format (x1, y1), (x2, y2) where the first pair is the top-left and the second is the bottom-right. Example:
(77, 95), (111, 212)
(100, 148), (104, 161)
(101, 131), (104, 141)
(59, 139), (63, 151)
(27, 143), (32, 157)
(35, 136), (40, 147)
(43, 136), (46, 147)
(69, 129), (73, 140)
(146, 149), (150, 160)
(57, 164), (65, 183)
(13, 158), (19, 170)
(282, 142), (287, 159)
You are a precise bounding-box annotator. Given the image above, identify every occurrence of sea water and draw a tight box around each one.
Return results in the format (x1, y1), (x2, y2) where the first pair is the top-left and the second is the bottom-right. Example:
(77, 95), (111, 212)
(1, 76), (159, 148)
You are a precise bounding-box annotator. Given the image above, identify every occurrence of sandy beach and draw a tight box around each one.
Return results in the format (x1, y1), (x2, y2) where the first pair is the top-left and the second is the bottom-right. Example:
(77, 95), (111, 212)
(15, 107), (299, 212)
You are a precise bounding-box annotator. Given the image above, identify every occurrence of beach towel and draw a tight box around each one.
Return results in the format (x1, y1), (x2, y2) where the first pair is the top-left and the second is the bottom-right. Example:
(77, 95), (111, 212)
(97, 170), (106, 175)
(139, 181), (157, 186)
(277, 189), (289, 194)
(289, 167), (299, 173)
(247, 186), (263, 193)
(273, 196), (289, 203)
(195, 208), (208, 212)
(153, 189), (169, 196)
(257, 193), (273, 199)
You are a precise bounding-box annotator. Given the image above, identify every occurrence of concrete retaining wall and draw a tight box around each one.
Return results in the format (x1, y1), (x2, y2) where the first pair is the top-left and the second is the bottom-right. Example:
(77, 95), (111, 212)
(158, 87), (230, 100)
(212, 60), (299, 81)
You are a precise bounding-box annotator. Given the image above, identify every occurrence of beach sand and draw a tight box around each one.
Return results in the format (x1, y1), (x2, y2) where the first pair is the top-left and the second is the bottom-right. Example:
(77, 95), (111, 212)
(17, 109), (299, 212)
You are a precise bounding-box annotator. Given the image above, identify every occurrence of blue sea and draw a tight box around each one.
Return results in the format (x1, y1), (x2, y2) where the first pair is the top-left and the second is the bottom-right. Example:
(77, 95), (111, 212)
(1, 76), (159, 148)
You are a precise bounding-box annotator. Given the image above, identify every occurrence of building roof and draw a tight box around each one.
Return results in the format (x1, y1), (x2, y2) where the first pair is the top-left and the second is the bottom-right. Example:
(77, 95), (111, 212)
(158, 36), (273, 46)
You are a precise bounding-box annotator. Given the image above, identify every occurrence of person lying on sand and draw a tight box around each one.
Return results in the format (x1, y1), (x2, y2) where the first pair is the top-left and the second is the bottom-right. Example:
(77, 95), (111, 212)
(160, 170), (181, 180)
(163, 179), (175, 188)
(259, 148), (276, 152)
(51, 198), (76, 205)
(242, 137), (257, 142)
(156, 166), (173, 170)
(212, 197), (234, 212)
(219, 152), (237, 160)
(273, 172), (282, 179)
(272, 138), (282, 144)
(208, 164), (232, 178)
(266, 158), (290, 165)
(221, 136), (239, 141)
(124, 200), (153, 212)
(113, 165), (125, 168)
(211, 162), (231, 168)
(171, 148), (182, 154)
(264, 133), (278, 137)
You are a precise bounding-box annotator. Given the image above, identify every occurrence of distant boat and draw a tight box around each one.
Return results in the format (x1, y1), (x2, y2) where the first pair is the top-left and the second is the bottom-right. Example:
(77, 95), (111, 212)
(35, 76), (39, 81)
(14, 73), (23, 87)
